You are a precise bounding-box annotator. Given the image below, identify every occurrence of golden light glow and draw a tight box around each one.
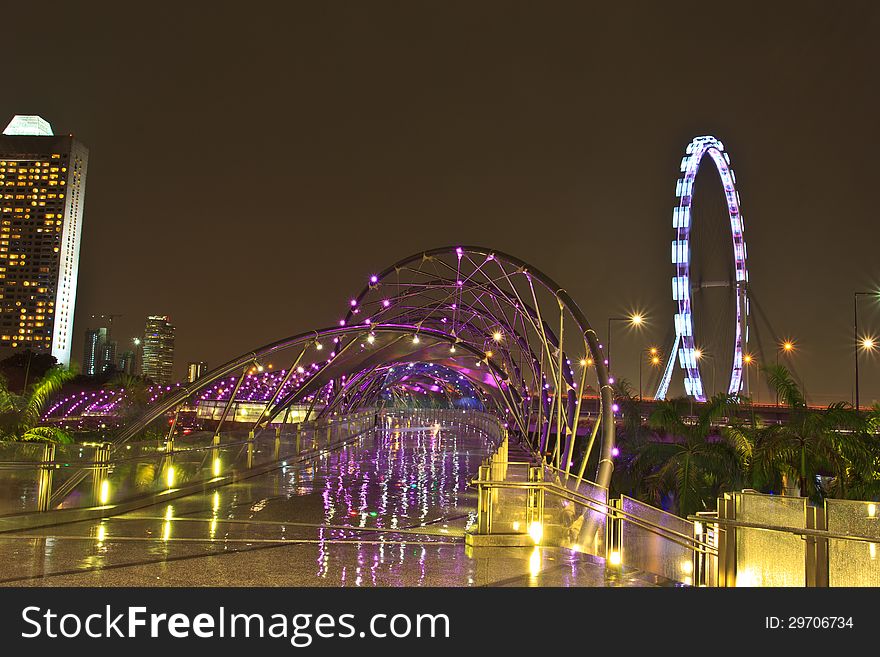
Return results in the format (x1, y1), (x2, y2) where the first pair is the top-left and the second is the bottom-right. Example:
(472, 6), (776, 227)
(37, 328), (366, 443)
(412, 335), (420, 344)
(212, 491), (220, 513)
(862, 337), (876, 350)
(485, 350), (493, 359)
(165, 466), (175, 488)
(743, 353), (753, 365)
(367, 333), (375, 344)
(512, 521), (520, 531)
(315, 342), (323, 350)
(608, 550), (621, 566)
(492, 331), (503, 342)
(529, 546), (542, 577)
(868, 503), (876, 518)
(681, 560), (694, 575)
(630, 313), (643, 326)
(651, 356), (660, 365)
(782, 340), (794, 352)
(694, 348), (703, 360)
(99, 479), (110, 505)
(649, 347), (658, 355)
(96, 524), (106, 543)
(212, 457), (221, 477)
(579, 358), (587, 366)
(528, 520), (543, 544)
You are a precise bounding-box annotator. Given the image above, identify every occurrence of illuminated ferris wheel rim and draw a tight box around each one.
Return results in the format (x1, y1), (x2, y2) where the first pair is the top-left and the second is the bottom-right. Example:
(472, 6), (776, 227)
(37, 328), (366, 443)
(656, 135), (749, 402)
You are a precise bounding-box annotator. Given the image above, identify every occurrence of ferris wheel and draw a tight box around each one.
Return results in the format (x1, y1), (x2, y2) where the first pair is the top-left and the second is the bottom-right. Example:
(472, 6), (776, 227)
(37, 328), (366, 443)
(655, 135), (749, 402)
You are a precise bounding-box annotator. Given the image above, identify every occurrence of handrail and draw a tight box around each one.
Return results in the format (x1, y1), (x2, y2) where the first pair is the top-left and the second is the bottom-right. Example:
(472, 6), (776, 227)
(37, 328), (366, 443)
(688, 514), (880, 544)
(476, 477), (716, 554)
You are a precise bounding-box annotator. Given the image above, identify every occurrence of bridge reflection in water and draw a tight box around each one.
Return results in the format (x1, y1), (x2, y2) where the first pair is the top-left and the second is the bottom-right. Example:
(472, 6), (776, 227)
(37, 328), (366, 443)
(0, 411), (664, 587)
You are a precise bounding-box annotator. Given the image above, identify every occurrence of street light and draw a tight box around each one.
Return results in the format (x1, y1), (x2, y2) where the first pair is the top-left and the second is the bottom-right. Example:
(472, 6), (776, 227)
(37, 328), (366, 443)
(857, 335), (877, 410)
(775, 339), (796, 407)
(742, 353), (755, 401)
(854, 291), (879, 410)
(694, 349), (716, 398)
(607, 313), (645, 379)
(638, 346), (661, 401)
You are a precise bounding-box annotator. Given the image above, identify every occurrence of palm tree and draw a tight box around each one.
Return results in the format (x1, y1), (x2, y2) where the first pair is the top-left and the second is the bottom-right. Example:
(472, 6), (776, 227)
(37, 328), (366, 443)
(106, 373), (153, 418)
(0, 365), (76, 443)
(628, 393), (749, 518)
(751, 365), (875, 501)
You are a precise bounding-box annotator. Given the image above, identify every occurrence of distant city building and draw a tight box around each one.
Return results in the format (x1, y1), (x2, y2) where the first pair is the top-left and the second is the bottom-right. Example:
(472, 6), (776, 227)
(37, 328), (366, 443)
(118, 350), (137, 376)
(142, 315), (175, 384)
(0, 116), (88, 365)
(186, 361), (208, 383)
(83, 326), (108, 375)
(100, 340), (117, 373)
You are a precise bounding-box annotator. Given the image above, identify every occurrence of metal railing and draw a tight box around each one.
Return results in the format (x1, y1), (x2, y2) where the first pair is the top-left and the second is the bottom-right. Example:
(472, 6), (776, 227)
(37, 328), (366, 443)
(696, 491), (879, 587)
(469, 443), (717, 586)
(469, 454), (880, 586)
(0, 411), (377, 527)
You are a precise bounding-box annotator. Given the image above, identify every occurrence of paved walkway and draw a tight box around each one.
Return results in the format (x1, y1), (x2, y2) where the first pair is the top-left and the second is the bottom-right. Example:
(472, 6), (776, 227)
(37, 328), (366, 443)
(0, 422), (666, 587)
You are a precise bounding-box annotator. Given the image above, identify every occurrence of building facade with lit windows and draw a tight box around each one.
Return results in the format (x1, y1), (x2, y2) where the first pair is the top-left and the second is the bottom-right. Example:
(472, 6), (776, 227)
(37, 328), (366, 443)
(0, 115), (88, 366)
(187, 361), (207, 383)
(142, 315), (175, 384)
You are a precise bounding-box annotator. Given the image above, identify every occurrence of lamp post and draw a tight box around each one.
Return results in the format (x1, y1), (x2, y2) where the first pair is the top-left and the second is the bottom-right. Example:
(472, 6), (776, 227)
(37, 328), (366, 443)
(854, 291), (878, 410)
(775, 340), (795, 407)
(639, 347), (661, 402)
(742, 353), (755, 401)
(607, 313), (644, 381)
(694, 349), (716, 398)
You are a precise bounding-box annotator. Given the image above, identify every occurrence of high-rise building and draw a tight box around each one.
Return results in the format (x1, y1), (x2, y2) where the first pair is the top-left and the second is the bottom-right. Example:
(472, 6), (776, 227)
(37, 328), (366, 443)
(0, 115), (88, 365)
(142, 315), (175, 384)
(100, 340), (117, 373)
(118, 349), (137, 375)
(186, 361), (208, 383)
(83, 326), (108, 375)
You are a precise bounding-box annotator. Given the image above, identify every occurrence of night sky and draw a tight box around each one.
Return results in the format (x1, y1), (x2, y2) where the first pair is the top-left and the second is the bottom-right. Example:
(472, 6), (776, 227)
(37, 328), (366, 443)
(2, 2), (878, 404)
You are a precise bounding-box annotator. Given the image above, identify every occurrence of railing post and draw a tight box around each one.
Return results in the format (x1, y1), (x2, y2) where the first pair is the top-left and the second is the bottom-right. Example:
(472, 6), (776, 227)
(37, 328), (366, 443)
(717, 494), (737, 587)
(806, 504), (829, 587)
(247, 430), (255, 468)
(476, 464), (492, 534)
(274, 425), (282, 461)
(92, 443), (111, 506)
(211, 434), (221, 477)
(36, 443), (56, 512)
(527, 466), (544, 532)
(163, 436), (175, 489)
(606, 498), (622, 565)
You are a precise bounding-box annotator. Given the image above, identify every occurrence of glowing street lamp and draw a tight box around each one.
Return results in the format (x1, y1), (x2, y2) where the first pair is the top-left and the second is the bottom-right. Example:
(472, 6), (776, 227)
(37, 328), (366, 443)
(607, 312), (646, 377)
(775, 339), (796, 407)
(854, 291), (879, 409)
(742, 353), (756, 400)
(694, 348), (716, 398)
(639, 346), (661, 401)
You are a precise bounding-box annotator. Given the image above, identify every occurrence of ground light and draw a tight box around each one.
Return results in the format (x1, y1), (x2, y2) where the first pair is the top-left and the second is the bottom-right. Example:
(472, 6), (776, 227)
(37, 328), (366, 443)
(528, 521), (543, 544)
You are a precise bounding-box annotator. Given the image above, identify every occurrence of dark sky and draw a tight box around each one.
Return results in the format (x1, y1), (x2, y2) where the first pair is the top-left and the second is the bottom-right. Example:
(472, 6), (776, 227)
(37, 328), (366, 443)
(3, 1), (879, 404)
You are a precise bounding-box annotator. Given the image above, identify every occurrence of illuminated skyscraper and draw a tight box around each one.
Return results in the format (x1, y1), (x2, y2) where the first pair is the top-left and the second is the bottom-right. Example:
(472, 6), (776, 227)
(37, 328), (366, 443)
(142, 315), (175, 384)
(83, 326), (108, 376)
(0, 115), (88, 366)
(186, 361), (208, 383)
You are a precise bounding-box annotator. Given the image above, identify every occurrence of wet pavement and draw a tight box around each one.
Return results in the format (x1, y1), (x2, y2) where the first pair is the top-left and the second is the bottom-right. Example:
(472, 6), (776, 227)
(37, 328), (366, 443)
(0, 421), (663, 587)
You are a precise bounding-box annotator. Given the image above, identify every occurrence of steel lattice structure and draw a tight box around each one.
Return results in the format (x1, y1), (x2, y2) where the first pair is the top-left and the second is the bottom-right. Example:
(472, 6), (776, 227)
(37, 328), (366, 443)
(656, 136), (750, 402)
(115, 247), (616, 489)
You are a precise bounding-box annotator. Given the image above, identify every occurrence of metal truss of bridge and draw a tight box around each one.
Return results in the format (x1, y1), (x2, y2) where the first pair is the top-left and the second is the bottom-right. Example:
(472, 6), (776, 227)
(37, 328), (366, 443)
(110, 246), (616, 490)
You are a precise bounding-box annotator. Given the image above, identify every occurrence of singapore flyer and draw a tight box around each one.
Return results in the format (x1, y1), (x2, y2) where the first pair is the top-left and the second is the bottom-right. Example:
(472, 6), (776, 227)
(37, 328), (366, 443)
(655, 135), (749, 402)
